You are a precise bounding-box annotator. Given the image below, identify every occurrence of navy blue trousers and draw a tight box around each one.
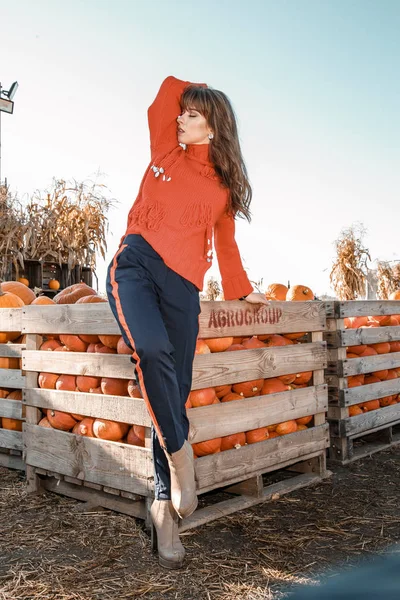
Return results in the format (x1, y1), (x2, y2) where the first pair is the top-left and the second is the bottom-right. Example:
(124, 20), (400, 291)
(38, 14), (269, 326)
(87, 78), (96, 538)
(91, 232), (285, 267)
(106, 234), (200, 500)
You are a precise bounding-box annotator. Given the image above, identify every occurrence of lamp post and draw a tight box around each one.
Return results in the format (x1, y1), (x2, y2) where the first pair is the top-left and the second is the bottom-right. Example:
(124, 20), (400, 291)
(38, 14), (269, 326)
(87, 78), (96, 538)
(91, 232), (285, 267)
(0, 81), (19, 184)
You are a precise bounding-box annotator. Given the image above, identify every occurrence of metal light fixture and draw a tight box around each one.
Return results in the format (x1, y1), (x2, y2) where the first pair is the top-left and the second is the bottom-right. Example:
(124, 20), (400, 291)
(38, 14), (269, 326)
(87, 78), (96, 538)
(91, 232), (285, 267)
(0, 81), (19, 183)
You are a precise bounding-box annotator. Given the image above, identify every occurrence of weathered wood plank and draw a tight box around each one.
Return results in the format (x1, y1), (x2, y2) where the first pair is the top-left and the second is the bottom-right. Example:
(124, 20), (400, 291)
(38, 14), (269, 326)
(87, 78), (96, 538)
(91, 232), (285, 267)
(0, 308), (22, 332)
(22, 342), (327, 388)
(42, 478), (147, 519)
(340, 377), (400, 407)
(0, 397), (24, 419)
(340, 404), (400, 437)
(180, 466), (329, 532)
(0, 452), (24, 470)
(340, 326), (400, 347)
(23, 424), (154, 495)
(21, 301), (326, 337)
(0, 429), (23, 451)
(195, 424), (329, 492)
(188, 385), (327, 444)
(0, 344), (25, 358)
(342, 351), (400, 376)
(337, 300), (400, 318)
(24, 388), (151, 426)
(0, 369), (25, 389)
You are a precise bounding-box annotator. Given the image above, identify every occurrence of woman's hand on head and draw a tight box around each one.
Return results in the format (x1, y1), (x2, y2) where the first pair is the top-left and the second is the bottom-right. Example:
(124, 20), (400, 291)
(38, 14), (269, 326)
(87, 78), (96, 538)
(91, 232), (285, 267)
(241, 293), (270, 305)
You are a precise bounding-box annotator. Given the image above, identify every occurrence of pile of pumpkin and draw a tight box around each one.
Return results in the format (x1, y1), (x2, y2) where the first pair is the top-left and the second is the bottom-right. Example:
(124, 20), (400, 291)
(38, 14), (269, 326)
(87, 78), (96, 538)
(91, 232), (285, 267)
(345, 314), (400, 416)
(1, 280), (317, 455)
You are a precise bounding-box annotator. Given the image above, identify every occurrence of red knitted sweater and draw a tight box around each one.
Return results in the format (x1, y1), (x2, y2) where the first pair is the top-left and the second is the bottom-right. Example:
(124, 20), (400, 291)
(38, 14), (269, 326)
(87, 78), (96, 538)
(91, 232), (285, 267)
(124, 76), (254, 301)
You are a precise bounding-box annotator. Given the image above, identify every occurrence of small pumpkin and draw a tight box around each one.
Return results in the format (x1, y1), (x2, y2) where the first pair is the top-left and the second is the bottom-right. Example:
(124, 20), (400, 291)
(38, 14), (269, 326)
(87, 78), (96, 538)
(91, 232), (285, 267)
(264, 283), (288, 301)
(73, 418), (95, 437)
(93, 419), (129, 441)
(220, 432), (246, 451)
(48, 279), (60, 290)
(31, 296), (56, 305)
(100, 377), (129, 396)
(1, 281), (35, 305)
(38, 372), (59, 389)
(76, 375), (101, 393)
(98, 334), (121, 349)
(232, 378), (264, 398)
(39, 340), (62, 351)
(59, 335), (88, 353)
(189, 387), (217, 407)
(261, 378), (289, 395)
(47, 410), (77, 431)
(75, 295), (106, 303)
(126, 425), (146, 447)
(286, 285), (314, 302)
(195, 339), (211, 354)
(275, 420), (298, 435)
(53, 283), (97, 304)
(203, 337), (234, 353)
(246, 427), (269, 444)
(17, 277), (29, 287)
(117, 337), (133, 354)
(56, 374), (77, 391)
(127, 380), (142, 398)
(215, 384), (232, 399)
(192, 437), (221, 456)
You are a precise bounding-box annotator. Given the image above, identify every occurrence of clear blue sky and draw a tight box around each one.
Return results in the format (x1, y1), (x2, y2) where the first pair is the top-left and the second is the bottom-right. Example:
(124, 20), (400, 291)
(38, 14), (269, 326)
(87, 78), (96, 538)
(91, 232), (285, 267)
(1, 0), (399, 296)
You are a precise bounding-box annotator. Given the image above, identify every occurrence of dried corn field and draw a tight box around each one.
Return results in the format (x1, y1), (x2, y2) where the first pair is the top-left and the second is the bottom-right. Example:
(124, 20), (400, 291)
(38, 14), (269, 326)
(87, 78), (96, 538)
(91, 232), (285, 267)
(1, 447), (400, 600)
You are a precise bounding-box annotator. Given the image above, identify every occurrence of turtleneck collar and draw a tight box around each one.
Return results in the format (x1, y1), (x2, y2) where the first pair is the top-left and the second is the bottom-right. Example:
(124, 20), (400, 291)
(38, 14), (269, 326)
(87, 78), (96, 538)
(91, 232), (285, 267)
(185, 143), (212, 165)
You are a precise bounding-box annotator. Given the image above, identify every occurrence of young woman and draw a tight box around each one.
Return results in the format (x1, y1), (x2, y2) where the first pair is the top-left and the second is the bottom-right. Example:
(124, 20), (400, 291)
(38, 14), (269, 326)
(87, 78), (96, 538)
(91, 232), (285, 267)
(106, 76), (268, 569)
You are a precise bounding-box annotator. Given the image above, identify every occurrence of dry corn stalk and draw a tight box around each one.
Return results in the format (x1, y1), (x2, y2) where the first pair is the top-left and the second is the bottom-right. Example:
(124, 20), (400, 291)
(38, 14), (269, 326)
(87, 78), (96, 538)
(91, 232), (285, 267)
(200, 276), (222, 301)
(0, 176), (114, 280)
(377, 261), (400, 299)
(330, 225), (370, 300)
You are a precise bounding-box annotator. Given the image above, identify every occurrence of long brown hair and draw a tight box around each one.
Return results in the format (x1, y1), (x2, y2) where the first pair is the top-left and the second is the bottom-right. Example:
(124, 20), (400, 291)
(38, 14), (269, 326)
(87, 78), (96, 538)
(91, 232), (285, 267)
(181, 85), (252, 222)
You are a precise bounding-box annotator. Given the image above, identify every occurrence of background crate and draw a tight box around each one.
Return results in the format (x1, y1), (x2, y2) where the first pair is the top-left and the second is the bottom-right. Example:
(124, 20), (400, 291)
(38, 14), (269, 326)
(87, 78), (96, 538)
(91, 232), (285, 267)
(325, 300), (400, 464)
(0, 307), (25, 470)
(21, 300), (330, 529)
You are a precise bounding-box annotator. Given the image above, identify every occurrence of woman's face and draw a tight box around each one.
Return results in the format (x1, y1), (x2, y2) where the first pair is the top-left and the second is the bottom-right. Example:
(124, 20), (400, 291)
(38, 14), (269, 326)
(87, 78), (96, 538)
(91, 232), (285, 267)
(177, 108), (213, 145)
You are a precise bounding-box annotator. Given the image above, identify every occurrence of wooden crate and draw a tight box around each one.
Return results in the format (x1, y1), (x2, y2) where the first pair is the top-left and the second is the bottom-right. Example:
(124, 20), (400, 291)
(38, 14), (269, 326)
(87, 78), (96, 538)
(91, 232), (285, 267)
(22, 301), (330, 529)
(0, 307), (25, 470)
(325, 301), (400, 464)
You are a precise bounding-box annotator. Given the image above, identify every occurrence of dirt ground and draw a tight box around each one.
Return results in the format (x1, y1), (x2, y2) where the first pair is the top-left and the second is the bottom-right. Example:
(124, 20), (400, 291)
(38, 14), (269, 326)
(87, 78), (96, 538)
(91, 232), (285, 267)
(1, 447), (399, 600)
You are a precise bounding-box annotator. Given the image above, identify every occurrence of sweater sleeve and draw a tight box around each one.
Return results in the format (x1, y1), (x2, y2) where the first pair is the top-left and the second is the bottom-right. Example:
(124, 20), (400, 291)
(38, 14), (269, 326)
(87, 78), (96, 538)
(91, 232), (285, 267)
(214, 211), (254, 301)
(147, 76), (207, 159)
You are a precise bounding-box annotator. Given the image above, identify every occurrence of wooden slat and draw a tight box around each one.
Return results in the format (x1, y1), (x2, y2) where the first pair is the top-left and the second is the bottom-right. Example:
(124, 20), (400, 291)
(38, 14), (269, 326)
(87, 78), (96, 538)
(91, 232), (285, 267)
(23, 424), (153, 494)
(337, 300), (400, 318)
(341, 377), (400, 407)
(0, 452), (24, 470)
(21, 301), (326, 337)
(0, 369), (25, 389)
(188, 385), (327, 443)
(0, 429), (23, 451)
(0, 397), (24, 419)
(24, 389), (151, 426)
(0, 344), (25, 358)
(42, 478), (146, 520)
(340, 326), (400, 347)
(0, 308), (22, 332)
(342, 351), (400, 376)
(22, 342), (327, 388)
(194, 424), (329, 492)
(339, 404), (400, 437)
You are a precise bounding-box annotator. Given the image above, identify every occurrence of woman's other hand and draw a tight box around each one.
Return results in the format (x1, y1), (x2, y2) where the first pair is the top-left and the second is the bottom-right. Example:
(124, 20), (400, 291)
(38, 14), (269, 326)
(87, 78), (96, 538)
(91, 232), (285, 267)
(241, 293), (270, 305)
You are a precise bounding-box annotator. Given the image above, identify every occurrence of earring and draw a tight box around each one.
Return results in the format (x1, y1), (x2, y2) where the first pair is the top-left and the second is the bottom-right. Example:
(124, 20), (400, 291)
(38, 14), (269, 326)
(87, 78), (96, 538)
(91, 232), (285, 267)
(208, 133), (214, 140)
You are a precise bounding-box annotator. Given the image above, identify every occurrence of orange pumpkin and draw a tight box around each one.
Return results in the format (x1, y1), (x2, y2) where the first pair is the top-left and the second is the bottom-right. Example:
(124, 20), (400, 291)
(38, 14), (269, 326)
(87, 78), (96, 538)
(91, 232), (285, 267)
(241, 337), (266, 350)
(98, 334), (121, 349)
(220, 432), (246, 451)
(48, 279), (60, 291)
(349, 405), (363, 417)
(59, 335), (88, 352)
(39, 340), (62, 351)
(189, 387), (217, 407)
(264, 283), (288, 301)
(261, 378), (289, 395)
(100, 378), (129, 396)
(76, 375), (101, 393)
(31, 295), (56, 305)
(363, 374), (381, 385)
(75, 295), (106, 303)
(296, 415), (313, 426)
(278, 373), (297, 385)
(358, 346), (378, 357)
(17, 277), (29, 286)
(73, 418), (95, 437)
(92, 419), (129, 441)
(344, 316), (369, 329)
(275, 420), (298, 435)
(79, 334), (100, 344)
(389, 291), (400, 300)
(203, 337), (234, 353)
(368, 315), (392, 327)
(127, 380), (142, 398)
(294, 371), (313, 385)
(360, 400), (380, 412)
(283, 332), (306, 340)
(38, 372), (60, 389)
(286, 285), (314, 302)
(215, 384), (232, 399)
(0, 286), (25, 341)
(38, 417), (52, 428)
(349, 345), (367, 355)
(263, 334), (293, 347)
(126, 425), (146, 447)
(47, 410), (77, 431)
(370, 342), (391, 355)
(245, 427), (269, 444)
(56, 374), (77, 391)
(0, 357), (20, 369)
(232, 379), (264, 398)
(225, 343), (246, 351)
(53, 283), (97, 304)
(192, 437), (221, 456)
(1, 281), (35, 305)
(347, 374), (365, 388)
(389, 341), (400, 353)
(296, 424), (308, 431)
(220, 392), (243, 403)
(195, 339), (211, 354)
(117, 337), (132, 354)
(373, 369), (388, 380)
(231, 337), (243, 344)
(94, 343), (117, 354)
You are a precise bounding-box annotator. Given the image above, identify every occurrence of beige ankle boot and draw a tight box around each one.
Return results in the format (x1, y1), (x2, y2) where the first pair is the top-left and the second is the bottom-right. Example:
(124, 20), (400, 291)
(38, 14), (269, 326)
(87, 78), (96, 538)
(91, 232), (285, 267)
(150, 499), (185, 569)
(166, 440), (198, 519)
